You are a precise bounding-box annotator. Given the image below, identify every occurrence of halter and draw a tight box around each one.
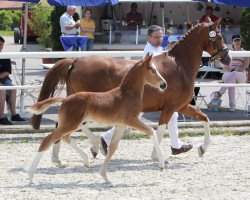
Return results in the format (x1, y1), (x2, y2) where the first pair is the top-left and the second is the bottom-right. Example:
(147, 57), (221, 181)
(208, 22), (229, 63)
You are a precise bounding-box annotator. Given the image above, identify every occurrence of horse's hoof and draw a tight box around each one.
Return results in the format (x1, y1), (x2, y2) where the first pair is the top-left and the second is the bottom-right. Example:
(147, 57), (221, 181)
(84, 164), (91, 170)
(198, 146), (205, 157)
(159, 167), (164, 172)
(164, 160), (170, 168)
(90, 147), (98, 159)
(56, 161), (68, 168)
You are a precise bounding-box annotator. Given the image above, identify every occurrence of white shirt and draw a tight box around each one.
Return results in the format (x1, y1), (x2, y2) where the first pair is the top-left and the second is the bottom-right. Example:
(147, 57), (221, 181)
(143, 42), (164, 58)
(60, 12), (78, 35)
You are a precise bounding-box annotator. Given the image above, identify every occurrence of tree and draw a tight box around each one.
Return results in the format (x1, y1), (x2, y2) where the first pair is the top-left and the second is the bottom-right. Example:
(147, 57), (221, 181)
(29, 3), (53, 48)
(240, 8), (250, 50)
(50, 6), (66, 51)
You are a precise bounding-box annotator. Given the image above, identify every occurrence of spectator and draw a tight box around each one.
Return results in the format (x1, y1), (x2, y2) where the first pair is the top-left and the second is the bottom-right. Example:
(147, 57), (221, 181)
(0, 36), (26, 125)
(212, 35), (250, 112)
(80, 9), (95, 51)
(60, 6), (80, 51)
(199, 6), (219, 23)
(125, 3), (143, 30)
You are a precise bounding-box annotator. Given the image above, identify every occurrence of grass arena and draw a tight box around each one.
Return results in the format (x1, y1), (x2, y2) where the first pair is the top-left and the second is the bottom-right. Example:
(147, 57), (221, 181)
(0, 131), (249, 200)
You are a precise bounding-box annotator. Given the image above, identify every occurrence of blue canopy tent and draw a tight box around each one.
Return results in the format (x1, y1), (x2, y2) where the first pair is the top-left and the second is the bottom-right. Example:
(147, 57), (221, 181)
(195, 0), (250, 7)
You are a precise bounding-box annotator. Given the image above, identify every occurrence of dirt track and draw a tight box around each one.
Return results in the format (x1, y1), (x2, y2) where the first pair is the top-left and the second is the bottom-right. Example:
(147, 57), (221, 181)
(0, 134), (249, 200)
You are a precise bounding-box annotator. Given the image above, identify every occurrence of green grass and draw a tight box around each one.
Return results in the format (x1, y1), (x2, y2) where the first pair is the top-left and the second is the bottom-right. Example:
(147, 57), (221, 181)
(0, 30), (13, 36)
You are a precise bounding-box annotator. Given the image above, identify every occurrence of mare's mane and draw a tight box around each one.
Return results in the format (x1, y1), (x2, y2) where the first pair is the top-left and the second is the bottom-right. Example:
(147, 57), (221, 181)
(169, 23), (205, 53)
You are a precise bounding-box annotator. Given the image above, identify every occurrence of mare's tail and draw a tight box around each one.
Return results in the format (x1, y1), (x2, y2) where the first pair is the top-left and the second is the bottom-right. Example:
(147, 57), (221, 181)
(29, 58), (75, 130)
(28, 97), (64, 115)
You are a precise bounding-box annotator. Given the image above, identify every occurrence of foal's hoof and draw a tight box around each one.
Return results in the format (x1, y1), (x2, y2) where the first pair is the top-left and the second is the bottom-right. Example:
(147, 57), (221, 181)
(84, 164), (91, 170)
(90, 147), (98, 159)
(198, 146), (205, 157)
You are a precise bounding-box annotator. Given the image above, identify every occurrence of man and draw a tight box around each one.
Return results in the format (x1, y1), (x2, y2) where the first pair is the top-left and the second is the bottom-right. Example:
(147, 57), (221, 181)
(100, 25), (192, 158)
(0, 36), (26, 125)
(199, 6), (219, 23)
(60, 6), (80, 51)
(60, 6), (80, 36)
(125, 3), (143, 30)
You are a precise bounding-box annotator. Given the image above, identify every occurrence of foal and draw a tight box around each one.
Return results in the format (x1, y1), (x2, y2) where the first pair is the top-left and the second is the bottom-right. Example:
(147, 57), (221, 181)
(28, 56), (167, 184)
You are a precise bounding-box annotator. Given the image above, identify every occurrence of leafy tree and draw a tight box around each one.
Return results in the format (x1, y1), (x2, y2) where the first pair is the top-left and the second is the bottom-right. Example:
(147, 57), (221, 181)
(240, 8), (250, 50)
(29, 3), (53, 48)
(0, 10), (14, 30)
(50, 6), (66, 51)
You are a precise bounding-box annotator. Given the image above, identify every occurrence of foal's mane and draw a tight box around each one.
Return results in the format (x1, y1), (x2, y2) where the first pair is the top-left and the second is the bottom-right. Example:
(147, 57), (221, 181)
(120, 59), (145, 89)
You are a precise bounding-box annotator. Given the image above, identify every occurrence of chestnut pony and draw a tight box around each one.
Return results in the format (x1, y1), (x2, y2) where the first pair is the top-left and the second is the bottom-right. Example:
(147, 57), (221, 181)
(29, 20), (230, 161)
(28, 56), (167, 184)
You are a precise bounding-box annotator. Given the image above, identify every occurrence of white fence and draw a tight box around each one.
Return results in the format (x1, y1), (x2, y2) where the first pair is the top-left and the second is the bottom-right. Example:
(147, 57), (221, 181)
(0, 50), (250, 112)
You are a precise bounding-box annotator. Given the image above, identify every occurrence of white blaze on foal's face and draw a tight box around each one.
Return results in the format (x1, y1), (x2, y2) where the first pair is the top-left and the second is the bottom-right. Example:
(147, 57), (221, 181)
(147, 62), (166, 88)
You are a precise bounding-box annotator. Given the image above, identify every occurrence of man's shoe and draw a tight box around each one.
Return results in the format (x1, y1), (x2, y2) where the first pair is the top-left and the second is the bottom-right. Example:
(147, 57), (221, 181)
(0, 117), (14, 125)
(11, 114), (27, 122)
(100, 137), (108, 156)
(171, 144), (193, 155)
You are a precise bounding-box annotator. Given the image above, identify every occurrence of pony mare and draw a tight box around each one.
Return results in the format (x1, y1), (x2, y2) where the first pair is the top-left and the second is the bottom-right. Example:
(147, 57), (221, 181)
(27, 56), (167, 184)
(29, 20), (230, 164)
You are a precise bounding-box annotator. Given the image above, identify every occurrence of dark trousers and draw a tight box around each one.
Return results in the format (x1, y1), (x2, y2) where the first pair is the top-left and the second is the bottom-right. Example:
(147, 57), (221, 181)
(190, 87), (200, 106)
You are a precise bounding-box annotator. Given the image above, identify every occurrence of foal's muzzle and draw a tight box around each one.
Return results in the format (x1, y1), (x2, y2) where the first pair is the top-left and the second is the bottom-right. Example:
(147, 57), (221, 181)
(160, 81), (167, 90)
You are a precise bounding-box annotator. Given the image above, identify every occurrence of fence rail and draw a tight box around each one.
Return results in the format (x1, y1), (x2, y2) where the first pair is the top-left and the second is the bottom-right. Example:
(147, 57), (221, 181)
(0, 50), (250, 59)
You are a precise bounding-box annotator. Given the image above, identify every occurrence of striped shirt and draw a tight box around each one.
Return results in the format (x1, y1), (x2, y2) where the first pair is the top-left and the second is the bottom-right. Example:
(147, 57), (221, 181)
(228, 48), (245, 72)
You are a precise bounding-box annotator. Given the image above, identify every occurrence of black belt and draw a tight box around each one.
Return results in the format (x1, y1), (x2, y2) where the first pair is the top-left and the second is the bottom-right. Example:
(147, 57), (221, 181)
(62, 33), (78, 36)
(230, 68), (242, 72)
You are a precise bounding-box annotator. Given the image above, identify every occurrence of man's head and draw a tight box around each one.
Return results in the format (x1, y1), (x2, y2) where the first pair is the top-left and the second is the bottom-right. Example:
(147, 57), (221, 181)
(205, 6), (214, 16)
(0, 36), (5, 52)
(147, 25), (163, 48)
(67, 6), (76, 16)
(131, 3), (138, 12)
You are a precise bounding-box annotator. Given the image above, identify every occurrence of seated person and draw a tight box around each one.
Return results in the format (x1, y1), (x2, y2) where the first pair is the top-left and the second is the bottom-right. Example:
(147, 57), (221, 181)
(211, 35), (250, 112)
(125, 3), (142, 30)
(199, 6), (219, 23)
(0, 36), (26, 125)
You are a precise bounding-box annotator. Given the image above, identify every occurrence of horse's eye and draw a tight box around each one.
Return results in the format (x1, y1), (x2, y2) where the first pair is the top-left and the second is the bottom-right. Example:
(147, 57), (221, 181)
(151, 69), (156, 74)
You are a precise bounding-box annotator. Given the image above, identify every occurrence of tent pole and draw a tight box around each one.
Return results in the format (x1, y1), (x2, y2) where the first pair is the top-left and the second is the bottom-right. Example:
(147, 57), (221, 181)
(20, 2), (28, 114)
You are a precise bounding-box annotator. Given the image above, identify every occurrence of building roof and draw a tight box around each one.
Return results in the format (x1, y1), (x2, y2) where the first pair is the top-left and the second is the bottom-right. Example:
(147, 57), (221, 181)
(0, 1), (23, 10)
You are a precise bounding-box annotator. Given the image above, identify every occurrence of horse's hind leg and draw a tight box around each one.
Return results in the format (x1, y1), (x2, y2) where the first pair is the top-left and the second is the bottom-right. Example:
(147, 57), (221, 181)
(28, 129), (65, 185)
(179, 105), (211, 156)
(81, 126), (100, 159)
(49, 122), (63, 166)
(62, 134), (90, 169)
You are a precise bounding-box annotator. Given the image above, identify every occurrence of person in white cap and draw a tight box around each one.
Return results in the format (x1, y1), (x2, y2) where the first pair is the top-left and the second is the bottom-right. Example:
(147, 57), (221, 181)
(100, 25), (193, 158)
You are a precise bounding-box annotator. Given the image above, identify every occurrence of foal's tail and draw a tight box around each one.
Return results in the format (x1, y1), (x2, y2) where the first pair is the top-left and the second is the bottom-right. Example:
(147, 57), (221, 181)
(28, 97), (64, 115)
(29, 58), (75, 130)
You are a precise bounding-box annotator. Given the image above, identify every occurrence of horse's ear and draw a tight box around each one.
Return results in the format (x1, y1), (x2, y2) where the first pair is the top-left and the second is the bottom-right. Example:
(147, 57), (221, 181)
(144, 52), (151, 59)
(214, 18), (221, 28)
(143, 54), (153, 67)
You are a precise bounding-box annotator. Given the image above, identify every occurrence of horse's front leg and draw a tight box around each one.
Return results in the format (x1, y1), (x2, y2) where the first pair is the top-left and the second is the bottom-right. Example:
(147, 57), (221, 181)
(99, 125), (127, 183)
(51, 140), (69, 168)
(128, 118), (165, 170)
(179, 104), (211, 156)
(62, 134), (90, 169)
(81, 125), (100, 159)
